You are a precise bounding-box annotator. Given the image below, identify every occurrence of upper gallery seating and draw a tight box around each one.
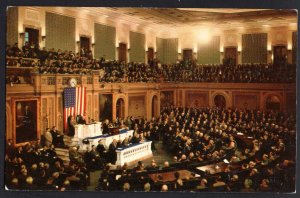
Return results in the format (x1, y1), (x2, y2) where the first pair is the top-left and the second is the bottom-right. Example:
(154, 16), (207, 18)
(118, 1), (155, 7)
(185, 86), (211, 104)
(6, 44), (296, 84)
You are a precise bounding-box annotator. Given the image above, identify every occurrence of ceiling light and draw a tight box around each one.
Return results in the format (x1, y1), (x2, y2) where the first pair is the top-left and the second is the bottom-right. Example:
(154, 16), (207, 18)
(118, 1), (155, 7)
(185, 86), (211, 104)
(197, 29), (212, 44)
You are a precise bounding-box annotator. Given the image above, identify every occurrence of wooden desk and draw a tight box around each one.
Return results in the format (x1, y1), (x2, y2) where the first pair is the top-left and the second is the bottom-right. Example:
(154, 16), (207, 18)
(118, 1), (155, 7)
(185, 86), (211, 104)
(196, 161), (240, 175)
(232, 132), (254, 147)
(148, 169), (196, 182)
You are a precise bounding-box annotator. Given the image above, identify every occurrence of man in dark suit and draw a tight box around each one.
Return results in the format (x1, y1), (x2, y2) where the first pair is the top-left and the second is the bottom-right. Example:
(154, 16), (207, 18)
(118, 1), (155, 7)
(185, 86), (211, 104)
(96, 140), (107, 160)
(76, 115), (86, 125)
(67, 116), (76, 137)
(108, 139), (117, 164)
(50, 126), (65, 148)
(102, 119), (110, 134)
(83, 147), (95, 171)
(131, 133), (140, 144)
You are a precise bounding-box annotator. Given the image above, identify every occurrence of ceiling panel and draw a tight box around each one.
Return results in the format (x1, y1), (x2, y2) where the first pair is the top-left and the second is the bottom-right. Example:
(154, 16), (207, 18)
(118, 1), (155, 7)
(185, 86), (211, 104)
(42, 7), (297, 32)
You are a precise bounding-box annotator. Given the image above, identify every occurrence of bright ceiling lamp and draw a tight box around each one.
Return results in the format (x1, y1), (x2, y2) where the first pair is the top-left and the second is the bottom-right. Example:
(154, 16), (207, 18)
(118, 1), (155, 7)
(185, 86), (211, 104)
(197, 29), (212, 44)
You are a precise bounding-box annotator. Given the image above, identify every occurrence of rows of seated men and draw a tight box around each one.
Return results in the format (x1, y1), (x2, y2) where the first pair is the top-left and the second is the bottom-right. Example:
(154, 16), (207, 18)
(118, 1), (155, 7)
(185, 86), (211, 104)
(5, 139), (89, 191)
(159, 107), (295, 159)
(95, 155), (294, 192)
(69, 125), (158, 171)
(160, 106), (295, 191)
(6, 43), (93, 61)
(33, 61), (297, 83)
(161, 63), (295, 83)
(4, 106), (295, 191)
(94, 107), (295, 192)
(6, 44), (295, 83)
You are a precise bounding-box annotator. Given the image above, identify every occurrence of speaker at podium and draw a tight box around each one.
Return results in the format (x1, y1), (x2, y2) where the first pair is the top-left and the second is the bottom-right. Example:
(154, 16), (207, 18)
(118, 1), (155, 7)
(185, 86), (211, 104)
(109, 127), (119, 135)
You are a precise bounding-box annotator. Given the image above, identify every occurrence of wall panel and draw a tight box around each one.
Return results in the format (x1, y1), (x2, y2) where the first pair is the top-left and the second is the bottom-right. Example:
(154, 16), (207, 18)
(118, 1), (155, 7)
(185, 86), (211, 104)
(197, 36), (221, 64)
(233, 93), (259, 109)
(94, 23), (116, 60)
(185, 91), (209, 108)
(156, 37), (164, 62)
(45, 12), (75, 51)
(156, 38), (178, 64)
(242, 33), (267, 63)
(7, 7), (18, 46)
(128, 95), (146, 118)
(130, 31), (145, 63)
(286, 92), (296, 113)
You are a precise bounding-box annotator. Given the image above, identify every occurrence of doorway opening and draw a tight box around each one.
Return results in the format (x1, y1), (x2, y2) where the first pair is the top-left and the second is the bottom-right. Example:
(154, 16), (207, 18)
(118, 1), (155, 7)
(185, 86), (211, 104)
(118, 43), (127, 62)
(116, 98), (125, 119)
(214, 95), (226, 109)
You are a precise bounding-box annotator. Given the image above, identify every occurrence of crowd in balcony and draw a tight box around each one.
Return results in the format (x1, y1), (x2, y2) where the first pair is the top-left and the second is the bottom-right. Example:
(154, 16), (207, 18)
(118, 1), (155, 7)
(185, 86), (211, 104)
(6, 43), (296, 84)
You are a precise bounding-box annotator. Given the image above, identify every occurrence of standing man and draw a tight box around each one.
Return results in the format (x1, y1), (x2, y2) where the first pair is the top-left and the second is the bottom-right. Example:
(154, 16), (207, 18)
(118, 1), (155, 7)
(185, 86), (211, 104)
(44, 128), (53, 147)
(67, 116), (76, 137)
(108, 139), (117, 164)
(96, 140), (107, 160)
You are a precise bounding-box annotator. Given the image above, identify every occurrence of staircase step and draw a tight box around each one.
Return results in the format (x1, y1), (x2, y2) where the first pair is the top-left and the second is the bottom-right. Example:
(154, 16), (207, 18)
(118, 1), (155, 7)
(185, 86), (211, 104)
(64, 136), (81, 148)
(55, 148), (70, 165)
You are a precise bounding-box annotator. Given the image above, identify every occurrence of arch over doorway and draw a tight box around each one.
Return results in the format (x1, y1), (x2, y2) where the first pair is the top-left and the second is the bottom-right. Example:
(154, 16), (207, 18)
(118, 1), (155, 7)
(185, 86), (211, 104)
(265, 95), (281, 111)
(116, 98), (125, 119)
(214, 94), (226, 109)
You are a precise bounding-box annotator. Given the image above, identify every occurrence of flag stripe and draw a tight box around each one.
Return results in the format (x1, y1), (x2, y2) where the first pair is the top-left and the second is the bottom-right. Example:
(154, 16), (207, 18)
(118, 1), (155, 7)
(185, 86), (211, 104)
(81, 87), (84, 115)
(78, 87), (81, 115)
(63, 86), (87, 133)
(75, 88), (79, 116)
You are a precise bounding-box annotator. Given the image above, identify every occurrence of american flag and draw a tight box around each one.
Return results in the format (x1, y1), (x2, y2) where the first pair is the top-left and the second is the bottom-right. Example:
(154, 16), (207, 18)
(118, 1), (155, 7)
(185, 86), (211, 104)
(63, 87), (86, 131)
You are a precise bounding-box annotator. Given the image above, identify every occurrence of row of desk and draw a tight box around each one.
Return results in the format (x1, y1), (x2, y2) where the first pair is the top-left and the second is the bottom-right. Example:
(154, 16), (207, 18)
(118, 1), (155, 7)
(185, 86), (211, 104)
(84, 129), (134, 148)
(72, 123), (152, 166)
(74, 122), (103, 139)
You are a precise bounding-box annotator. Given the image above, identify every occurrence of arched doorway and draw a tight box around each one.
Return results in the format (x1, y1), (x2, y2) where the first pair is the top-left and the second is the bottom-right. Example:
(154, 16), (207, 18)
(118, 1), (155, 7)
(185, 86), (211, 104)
(214, 95), (226, 109)
(266, 95), (281, 111)
(116, 98), (125, 119)
(152, 95), (158, 118)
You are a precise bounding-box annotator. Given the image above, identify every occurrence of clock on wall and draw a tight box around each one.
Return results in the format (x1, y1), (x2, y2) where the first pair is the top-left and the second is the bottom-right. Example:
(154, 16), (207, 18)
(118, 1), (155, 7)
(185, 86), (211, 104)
(69, 78), (77, 87)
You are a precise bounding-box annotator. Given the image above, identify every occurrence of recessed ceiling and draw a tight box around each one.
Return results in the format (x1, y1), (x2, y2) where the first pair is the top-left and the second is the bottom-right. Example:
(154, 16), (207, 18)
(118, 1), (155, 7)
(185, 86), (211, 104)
(87, 8), (297, 29)
(41, 7), (298, 33)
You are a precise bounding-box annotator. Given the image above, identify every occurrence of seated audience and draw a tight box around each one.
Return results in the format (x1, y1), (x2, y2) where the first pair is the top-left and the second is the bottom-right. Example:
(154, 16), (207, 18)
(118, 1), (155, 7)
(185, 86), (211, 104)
(6, 44), (296, 84)
(5, 105), (296, 192)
